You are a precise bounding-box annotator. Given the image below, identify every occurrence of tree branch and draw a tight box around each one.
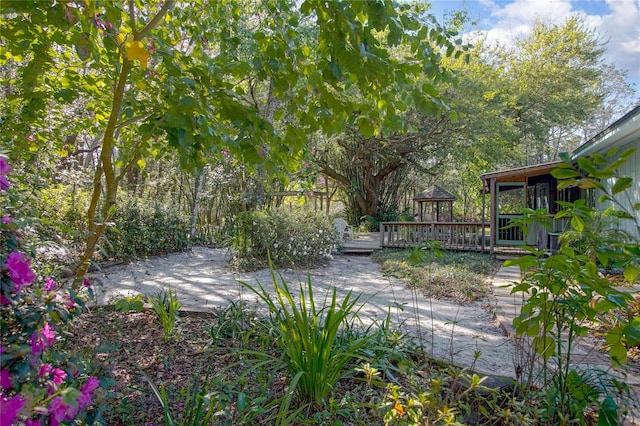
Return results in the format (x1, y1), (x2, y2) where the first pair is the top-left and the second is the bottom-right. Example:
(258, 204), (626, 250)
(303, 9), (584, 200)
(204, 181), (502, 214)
(138, 1), (175, 40)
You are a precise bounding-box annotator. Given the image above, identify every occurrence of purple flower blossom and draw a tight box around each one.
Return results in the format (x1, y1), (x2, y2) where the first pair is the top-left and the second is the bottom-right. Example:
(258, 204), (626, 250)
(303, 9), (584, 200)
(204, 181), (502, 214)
(317, 176), (326, 184)
(44, 277), (57, 293)
(0, 394), (26, 425)
(77, 376), (100, 409)
(1, 216), (11, 224)
(39, 364), (52, 377)
(5, 252), (36, 292)
(48, 397), (76, 426)
(62, 294), (75, 309)
(30, 322), (55, 354)
(0, 369), (11, 389)
(0, 156), (10, 191)
(51, 368), (67, 385)
(82, 277), (91, 288)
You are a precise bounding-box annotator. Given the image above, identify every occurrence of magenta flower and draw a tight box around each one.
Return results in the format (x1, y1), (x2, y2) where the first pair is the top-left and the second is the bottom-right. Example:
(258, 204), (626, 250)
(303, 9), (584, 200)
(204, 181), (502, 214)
(317, 176), (326, 184)
(44, 277), (57, 293)
(77, 376), (100, 409)
(30, 322), (55, 354)
(221, 149), (229, 157)
(25, 418), (42, 426)
(5, 252), (36, 292)
(48, 397), (76, 426)
(62, 294), (75, 309)
(0, 156), (10, 191)
(51, 368), (67, 385)
(0, 294), (10, 306)
(1, 216), (11, 224)
(82, 277), (91, 288)
(39, 364), (53, 377)
(0, 369), (11, 389)
(308, 190), (315, 197)
(0, 393), (26, 425)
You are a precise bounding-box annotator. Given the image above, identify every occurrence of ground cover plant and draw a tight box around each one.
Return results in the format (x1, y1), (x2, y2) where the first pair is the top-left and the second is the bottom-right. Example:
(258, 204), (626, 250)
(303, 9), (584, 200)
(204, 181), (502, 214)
(371, 249), (502, 302)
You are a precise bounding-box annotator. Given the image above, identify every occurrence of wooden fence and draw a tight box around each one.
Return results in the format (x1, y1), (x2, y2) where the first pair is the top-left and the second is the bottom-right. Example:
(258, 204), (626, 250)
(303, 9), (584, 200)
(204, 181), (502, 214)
(380, 222), (489, 252)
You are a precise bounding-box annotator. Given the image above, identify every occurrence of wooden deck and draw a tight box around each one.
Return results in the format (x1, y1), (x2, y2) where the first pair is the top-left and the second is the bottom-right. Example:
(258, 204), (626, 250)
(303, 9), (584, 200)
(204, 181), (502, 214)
(340, 232), (381, 254)
(340, 228), (529, 257)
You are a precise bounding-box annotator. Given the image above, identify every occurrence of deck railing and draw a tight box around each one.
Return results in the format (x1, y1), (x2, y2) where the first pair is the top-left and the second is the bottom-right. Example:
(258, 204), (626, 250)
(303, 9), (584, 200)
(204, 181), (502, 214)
(380, 222), (489, 252)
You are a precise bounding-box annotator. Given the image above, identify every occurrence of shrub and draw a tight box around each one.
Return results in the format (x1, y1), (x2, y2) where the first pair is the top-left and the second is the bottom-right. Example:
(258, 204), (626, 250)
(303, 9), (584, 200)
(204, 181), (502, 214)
(508, 149), (640, 423)
(1, 156), (109, 425)
(102, 195), (191, 260)
(231, 209), (337, 271)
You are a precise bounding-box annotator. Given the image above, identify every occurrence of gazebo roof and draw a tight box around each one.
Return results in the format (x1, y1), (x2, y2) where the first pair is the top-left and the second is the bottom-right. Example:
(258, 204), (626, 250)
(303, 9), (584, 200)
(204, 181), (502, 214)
(413, 185), (456, 202)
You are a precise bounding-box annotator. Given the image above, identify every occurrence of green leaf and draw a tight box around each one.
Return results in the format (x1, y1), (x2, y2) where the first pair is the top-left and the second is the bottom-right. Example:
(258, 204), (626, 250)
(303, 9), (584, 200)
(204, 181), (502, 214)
(570, 215), (584, 232)
(623, 265), (639, 283)
(609, 341), (627, 365)
(551, 167), (580, 179)
(532, 335), (554, 360)
(597, 395), (618, 426)
(611, 177), (632, 195)
(622, 324), (640, 347)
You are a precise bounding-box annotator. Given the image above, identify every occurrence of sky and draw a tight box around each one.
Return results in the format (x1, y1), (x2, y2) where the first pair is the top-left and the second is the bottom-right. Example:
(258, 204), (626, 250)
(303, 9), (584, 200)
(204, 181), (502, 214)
(426, 0), (640, 100)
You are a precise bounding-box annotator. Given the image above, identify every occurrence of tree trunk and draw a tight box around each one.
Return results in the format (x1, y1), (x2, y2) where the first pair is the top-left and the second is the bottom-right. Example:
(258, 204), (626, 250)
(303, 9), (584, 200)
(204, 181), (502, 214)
(190, 167), (205, 239)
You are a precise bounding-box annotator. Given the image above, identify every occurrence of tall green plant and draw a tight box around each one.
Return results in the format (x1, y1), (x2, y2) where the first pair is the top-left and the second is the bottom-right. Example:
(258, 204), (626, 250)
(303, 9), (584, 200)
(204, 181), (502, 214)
(507, 149), (640, 424)
(240, 267), (373, 406)
(148, 289), (181, 341)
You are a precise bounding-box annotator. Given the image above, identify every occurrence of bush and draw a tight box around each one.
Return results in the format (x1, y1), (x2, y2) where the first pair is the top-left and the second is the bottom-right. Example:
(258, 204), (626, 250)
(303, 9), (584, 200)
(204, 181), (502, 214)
(102, 195), (191, 260)
(1, 156), (109, 425)
(231, 209), (338, 271)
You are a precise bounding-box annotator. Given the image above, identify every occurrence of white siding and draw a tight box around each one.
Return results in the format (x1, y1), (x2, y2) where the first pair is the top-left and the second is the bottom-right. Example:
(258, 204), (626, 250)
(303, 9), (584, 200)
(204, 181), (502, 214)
(597, 139), (640, 241)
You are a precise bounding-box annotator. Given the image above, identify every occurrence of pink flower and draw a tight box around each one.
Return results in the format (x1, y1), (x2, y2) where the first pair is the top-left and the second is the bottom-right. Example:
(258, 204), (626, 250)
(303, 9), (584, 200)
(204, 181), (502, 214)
(0, 394), (26, 425)
(82, 277), (91, 288)
(0, 157), (11, 174)
(1, 216), (11, 224)
(44, 277), (57, 293)
(308, 191), (315, 197)
(51, 368), (67, 385)
(78, 376), (100, 409)
(0, 157), (10, 191)
(42, 322), (55, 346)
(48, 397), (76, 426)
(317, 176), (326, 184)
(221, 149), (229, 157)
(39, 364), (53, 377)
(30, 322), (55, 354)
(0, 295), (10, 306)
(5, 252), (36, 292)
(62, 294), (75, 309)
(0, 369), (11, 389)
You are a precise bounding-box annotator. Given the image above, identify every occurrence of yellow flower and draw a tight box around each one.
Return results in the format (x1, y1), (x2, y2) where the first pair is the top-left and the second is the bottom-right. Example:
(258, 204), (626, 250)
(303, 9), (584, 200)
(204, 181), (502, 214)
(125, 40), (150, 69)
(394, 400), (406, 416)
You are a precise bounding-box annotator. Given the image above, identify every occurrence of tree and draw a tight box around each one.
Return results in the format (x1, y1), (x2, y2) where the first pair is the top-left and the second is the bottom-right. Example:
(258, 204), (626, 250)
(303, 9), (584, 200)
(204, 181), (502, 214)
(1, 0), (464, 277)
(497, 17), (610, 164)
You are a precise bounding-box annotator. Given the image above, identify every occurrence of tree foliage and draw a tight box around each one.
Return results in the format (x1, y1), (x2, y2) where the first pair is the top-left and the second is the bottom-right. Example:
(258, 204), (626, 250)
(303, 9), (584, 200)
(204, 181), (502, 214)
(1, 0), (466, 272)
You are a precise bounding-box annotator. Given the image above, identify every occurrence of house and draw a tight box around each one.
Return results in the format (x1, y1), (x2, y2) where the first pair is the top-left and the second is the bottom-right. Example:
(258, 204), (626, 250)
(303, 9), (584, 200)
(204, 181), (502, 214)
(481, 104), (640, 255)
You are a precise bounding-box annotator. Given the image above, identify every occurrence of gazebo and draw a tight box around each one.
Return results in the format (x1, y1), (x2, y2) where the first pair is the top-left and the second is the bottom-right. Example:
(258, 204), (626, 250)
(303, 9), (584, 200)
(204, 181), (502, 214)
(413, 185), (456, 222)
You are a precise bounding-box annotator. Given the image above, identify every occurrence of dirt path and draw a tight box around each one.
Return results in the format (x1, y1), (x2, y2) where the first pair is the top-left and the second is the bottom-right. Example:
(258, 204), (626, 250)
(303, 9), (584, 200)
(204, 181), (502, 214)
(92, 246), (519, 378)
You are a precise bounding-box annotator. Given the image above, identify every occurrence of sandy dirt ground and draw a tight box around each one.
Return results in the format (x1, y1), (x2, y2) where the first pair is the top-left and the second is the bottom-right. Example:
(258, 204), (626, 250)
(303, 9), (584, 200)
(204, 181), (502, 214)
(92, 246), (520, 378)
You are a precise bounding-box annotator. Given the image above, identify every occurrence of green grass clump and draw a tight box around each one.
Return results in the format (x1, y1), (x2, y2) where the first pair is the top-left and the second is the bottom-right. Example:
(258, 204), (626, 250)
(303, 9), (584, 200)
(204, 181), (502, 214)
(372, 248), (501, 301)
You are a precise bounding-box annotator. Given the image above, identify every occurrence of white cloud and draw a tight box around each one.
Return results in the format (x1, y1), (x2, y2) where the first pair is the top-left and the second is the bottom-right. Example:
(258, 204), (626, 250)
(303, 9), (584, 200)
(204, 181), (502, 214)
(467, 0), (640, 90)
